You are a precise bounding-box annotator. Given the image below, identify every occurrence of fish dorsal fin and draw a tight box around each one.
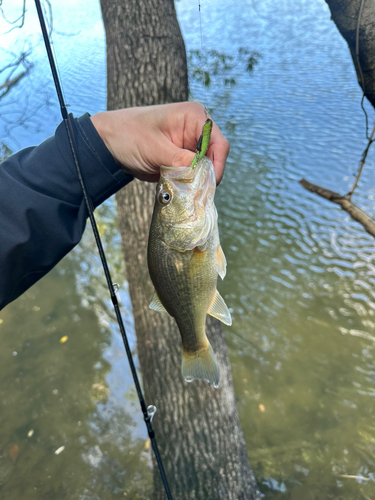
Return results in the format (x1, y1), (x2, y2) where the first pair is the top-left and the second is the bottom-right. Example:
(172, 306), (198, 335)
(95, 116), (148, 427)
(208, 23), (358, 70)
(149, 291), (168, 313)
(208, 290), (232, 326)
(217, 244), (227, 280)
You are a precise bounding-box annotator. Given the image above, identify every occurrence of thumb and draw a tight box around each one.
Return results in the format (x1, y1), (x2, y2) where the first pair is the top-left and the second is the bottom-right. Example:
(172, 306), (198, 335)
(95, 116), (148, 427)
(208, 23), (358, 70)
(163, 142), (196, 168)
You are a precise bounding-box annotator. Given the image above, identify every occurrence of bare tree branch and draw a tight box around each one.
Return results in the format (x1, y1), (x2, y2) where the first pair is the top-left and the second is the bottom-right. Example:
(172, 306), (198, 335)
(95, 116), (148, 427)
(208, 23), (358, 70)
(299, 179), (375, 238)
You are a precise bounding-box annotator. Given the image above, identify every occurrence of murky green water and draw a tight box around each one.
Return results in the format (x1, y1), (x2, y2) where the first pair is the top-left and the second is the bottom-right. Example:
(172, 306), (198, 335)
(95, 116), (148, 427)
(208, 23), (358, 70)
(2, 0), (375, 498)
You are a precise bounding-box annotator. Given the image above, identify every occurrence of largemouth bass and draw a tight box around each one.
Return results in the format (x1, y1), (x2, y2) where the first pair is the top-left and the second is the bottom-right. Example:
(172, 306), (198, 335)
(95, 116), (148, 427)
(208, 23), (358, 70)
(147, 156), (232, 388)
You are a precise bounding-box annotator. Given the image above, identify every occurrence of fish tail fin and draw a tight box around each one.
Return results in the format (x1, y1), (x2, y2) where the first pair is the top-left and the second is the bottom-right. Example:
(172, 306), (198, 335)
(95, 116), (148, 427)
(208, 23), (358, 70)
(181, 342), (220, 388)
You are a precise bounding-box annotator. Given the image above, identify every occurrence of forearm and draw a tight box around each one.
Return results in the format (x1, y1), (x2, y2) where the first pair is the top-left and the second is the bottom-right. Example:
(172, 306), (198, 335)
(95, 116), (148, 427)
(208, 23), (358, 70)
(0, 113), (133, 310)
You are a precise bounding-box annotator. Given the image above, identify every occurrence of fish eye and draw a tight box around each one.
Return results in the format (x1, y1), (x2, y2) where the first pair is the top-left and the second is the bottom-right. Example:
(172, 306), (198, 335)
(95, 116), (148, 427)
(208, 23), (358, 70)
(159, 191), (171, 205)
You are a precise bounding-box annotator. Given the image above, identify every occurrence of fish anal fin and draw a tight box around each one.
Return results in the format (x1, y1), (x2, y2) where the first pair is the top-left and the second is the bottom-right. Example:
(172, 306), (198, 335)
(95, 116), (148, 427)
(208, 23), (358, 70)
(181, 342), (219, 388)
(149, 290), (168, 313)
(208, 289), (232, 326)
(217, 244), (227, 280)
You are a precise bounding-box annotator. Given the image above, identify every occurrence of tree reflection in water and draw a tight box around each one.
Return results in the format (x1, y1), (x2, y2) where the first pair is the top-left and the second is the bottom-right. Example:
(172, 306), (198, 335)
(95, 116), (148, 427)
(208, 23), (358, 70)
(0, 200), (153, 499)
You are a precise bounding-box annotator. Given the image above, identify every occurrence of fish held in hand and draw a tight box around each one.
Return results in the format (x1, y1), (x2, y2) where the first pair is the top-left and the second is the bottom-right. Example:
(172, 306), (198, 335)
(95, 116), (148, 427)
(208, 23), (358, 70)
(147, 156), (231, 388)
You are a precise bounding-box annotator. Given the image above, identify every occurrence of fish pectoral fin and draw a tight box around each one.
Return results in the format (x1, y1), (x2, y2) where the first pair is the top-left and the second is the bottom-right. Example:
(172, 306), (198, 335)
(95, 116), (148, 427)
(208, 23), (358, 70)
(217, 244), (227, 280)
(208, 289), (232, 326)
(149, 291), (168, 313)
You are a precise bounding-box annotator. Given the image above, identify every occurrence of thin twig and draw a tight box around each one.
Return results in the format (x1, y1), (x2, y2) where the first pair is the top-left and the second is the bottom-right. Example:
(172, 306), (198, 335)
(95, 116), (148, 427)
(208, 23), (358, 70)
(347, 121), (375, 199)
(341, 0), (375, 199)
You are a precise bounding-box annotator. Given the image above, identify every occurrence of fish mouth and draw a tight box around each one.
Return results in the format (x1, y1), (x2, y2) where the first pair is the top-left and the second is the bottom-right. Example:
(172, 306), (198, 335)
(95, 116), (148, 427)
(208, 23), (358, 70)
(160, 157), (216, 211)
(160, 165), (196, 183)
(160, 158), (215, 204)
(160, 165), (187, 170)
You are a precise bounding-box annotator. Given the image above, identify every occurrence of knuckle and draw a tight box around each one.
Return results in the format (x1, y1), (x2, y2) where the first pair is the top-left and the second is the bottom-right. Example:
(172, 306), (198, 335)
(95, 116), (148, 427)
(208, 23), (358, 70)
(190, 101), (206, 114)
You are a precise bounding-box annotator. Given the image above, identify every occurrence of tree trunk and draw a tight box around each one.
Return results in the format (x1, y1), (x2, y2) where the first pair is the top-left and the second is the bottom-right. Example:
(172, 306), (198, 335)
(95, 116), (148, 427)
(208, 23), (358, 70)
(100, 0), (260, 498)
(325, 0), (375, 109)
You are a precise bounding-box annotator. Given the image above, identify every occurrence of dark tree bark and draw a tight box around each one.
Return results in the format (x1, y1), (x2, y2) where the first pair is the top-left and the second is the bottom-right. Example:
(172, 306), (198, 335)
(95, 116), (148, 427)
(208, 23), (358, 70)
(100, 0), (260, 498)
(325, 0), (375, 109)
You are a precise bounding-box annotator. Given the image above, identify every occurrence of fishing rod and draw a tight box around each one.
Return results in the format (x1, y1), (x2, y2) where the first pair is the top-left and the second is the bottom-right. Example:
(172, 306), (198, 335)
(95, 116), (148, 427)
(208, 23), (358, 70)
(33, 1), (173, 498)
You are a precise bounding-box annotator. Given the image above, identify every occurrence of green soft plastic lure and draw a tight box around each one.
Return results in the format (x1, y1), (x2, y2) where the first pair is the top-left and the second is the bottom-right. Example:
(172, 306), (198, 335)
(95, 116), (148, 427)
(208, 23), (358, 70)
(190, 118), (213, 169)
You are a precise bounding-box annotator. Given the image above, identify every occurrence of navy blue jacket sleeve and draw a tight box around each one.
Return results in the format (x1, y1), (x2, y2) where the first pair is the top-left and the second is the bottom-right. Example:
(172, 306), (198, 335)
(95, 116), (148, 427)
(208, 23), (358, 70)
(0, 113), (133, 310)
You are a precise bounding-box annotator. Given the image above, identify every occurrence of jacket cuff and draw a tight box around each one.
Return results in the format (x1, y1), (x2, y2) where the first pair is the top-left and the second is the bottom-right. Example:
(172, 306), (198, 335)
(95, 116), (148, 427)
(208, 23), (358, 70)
(55, 112), (133, 208)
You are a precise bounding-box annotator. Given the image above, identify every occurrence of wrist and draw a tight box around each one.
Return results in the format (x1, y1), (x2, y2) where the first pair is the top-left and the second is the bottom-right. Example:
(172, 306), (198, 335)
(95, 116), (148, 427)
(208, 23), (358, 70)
(91, 112), (123, 169)
(90, 112), (109, 147)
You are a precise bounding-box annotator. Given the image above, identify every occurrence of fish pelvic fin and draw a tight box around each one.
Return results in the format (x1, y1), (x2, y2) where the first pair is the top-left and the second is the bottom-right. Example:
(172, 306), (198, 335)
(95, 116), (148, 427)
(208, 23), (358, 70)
(208, 289), (232, 326)
(181, 342), (220, 388)
(149, 290), (168, 313)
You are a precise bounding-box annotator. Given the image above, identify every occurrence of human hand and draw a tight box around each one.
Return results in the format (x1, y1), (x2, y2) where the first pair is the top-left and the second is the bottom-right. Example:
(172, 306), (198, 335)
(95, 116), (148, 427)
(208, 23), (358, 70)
(90, 102), (229, 185)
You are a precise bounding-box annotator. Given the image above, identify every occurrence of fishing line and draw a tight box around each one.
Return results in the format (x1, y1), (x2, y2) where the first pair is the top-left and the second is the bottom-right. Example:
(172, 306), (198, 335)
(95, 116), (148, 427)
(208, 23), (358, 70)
(34, 1), (173, 498)
(198, 0), (208, 118)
